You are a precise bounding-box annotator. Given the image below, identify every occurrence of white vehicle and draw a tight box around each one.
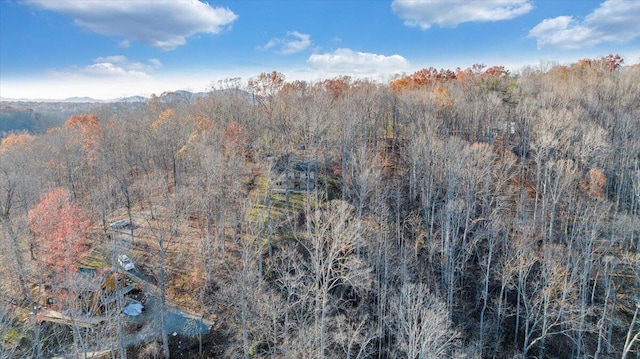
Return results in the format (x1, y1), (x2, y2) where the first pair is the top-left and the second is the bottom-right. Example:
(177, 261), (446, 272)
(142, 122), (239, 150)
(123, 299), (144, 316)
(117, 254), (135, 271)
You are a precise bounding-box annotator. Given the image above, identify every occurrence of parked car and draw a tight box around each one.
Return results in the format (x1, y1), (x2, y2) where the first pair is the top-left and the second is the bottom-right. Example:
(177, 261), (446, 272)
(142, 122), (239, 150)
(110, 220), (130, 230)
(117, 254), (135, 271)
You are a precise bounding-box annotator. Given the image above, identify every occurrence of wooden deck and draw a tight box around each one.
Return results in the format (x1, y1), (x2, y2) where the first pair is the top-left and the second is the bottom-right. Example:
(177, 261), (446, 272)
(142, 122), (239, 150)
(39, 309), (107, 329)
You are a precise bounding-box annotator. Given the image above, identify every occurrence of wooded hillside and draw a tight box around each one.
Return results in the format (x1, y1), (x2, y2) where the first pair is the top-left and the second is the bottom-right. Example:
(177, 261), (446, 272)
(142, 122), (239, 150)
(1, 56), (639, 358)
(0, 101), (109, 135)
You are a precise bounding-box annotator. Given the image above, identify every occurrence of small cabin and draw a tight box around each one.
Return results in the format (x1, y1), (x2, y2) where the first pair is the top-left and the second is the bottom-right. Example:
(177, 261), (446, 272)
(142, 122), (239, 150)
(270, 156), (318, 192)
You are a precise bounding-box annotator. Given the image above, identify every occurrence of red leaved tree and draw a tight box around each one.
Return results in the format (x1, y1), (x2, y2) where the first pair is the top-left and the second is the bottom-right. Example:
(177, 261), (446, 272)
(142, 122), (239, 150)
(28, 188), (92, 277)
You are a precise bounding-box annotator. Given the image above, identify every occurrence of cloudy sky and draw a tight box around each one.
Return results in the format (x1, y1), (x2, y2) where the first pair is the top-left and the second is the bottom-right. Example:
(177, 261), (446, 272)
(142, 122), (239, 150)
(1, 0), (639, 100)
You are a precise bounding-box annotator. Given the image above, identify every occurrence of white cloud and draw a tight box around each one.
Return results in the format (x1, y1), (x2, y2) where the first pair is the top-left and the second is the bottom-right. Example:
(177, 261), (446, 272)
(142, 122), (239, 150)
(529, 0), (640, 49)
(84, 62), (136, 77)
(93, 55), (128, 64)
(25, 0), (238, 50)
(392, 0), (532, 29)
(50, 56), (162, 78)
(261, 31), (312, 55)
(307, 48), (409, 77)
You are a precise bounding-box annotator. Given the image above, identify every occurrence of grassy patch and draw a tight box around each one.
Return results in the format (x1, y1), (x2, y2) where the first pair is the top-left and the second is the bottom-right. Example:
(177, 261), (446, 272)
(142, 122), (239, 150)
(245, 173), (340, 253)
(245, 176), (313, 248)
(78, 249), (108, 269)
(3, 327), (21, 344)
(1, 324), (28, 352)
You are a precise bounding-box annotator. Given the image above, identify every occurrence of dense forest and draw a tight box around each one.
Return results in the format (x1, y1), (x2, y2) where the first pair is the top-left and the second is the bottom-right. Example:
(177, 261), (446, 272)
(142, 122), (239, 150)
(1, 55), (639, 359)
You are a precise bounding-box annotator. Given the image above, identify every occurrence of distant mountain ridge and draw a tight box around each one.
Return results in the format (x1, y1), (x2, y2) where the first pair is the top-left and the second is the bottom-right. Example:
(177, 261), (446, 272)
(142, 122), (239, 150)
(150, 90), (208, 104)
(1, 96), (138, 104)
(0, 90), (208, 104)
(0, 96), (106, 103)
(0, 90), (226, 136)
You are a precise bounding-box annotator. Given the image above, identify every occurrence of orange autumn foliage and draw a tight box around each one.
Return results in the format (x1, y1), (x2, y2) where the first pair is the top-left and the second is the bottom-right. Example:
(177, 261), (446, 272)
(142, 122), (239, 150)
(248, 71), (286, 96)
(482, 66), (510, 78)
(389, 76), (414, 93)
(391, 63), (513, 93)
(248, 71), (286, 112)
(65, 113), (99, 130)
(433, 87), (453, 109)
(411, 67), (457, 87)
(390, 67), (457, 92)
(280, 80), (310, 98)
(151, 108), (176, 129)
(582, 54), (623, 70)
(317, 76), (352, 99)
(0, 133), (34, 153)
(223, 121), (247, 159)
(65, 114), (102, 161)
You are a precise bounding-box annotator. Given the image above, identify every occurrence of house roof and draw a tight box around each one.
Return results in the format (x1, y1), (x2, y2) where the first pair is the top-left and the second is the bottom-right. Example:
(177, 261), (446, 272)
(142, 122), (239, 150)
(269, 153), (318, 175)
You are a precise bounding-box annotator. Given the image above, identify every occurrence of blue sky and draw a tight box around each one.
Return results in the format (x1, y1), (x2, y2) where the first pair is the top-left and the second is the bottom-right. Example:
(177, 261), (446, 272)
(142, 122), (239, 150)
(1, 0), (639, 100)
